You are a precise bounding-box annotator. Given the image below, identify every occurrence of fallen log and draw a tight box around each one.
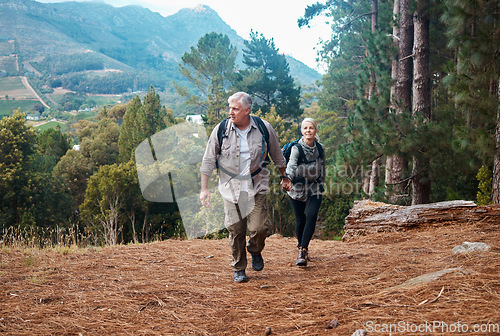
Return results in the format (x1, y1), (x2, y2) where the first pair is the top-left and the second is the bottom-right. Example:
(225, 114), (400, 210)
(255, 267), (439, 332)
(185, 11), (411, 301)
(342, 200), (500, 241)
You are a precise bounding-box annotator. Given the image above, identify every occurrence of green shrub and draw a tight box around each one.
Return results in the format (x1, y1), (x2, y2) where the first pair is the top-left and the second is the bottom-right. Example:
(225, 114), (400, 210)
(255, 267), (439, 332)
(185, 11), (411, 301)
(476, 165), (492, 205)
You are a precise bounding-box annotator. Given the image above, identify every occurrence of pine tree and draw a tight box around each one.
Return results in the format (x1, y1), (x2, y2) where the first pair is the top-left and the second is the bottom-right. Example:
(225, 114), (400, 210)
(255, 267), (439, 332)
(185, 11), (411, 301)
(177, 32), (237, 124)
(308, 0), (394, 200)
(385, 0), (412, 204)
(139, 86), (166, 139)
(238, 31), (302, 120)
(118, 95), (142, 163)
(411, 0), (432, 204)
(302, 0), (458, 206)
(442, 0), (500, 203)
(0, 110), (36, 227)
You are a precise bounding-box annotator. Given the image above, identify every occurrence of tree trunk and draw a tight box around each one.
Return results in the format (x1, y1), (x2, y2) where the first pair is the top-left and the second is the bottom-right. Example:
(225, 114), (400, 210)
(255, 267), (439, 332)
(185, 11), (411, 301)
(142, 203), (150, 243)
(385, 0), (412, 204)
(396, 0), (413, 119)
(364, 0), (380, 199)
(128, 206), (138, 244)
(411, 1), (431, 205)
(369, 157), (380, 197)
(367, 0), (378, 100)
(371, 0), (378, 32)
(389, 0), (399, 105)
(411, 156), (430, 204)
(386, 0), (400, 201)
(362, 174), (371, 196)
(343, 200), (500, 241)
(493, 79), (500, 203)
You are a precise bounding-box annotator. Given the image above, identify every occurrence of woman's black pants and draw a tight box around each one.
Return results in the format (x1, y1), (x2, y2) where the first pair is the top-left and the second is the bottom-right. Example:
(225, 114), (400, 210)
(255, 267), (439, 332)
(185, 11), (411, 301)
(289, 194), (322, 249)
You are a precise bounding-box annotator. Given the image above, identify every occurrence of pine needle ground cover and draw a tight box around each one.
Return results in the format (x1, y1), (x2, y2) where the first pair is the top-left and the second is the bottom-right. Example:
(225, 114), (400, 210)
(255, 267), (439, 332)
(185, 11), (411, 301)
(1, 219), (498, 335)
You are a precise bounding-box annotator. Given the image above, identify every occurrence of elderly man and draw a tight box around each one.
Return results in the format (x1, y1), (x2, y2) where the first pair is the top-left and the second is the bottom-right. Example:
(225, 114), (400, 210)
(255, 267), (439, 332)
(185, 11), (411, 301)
(200, 92), (292, 282)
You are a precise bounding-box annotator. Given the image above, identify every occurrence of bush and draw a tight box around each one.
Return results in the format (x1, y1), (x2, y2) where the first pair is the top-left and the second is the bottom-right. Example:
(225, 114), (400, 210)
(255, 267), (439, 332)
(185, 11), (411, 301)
(476, 165), (492, 205)
(320, 193), (356, 238)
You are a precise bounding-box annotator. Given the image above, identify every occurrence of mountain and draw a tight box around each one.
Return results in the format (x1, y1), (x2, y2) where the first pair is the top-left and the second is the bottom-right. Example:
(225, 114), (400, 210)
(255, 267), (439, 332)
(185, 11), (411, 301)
(0, 0), (321, 97)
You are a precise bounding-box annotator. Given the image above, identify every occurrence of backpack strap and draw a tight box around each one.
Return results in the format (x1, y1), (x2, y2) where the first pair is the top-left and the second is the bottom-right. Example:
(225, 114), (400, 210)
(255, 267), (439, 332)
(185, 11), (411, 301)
(215, 116), (270, 182)
(217, 116), (269, 154)
(251, 115), (270, 167)
(251, 116), (269, 147)
(294, 142), (306, 166)
(292, 140), (324, 185)
(315, 140), (324, 160)
(216, 118), (229, 155)
(295, 140), (322, 165)
(315, 141), (324, 184)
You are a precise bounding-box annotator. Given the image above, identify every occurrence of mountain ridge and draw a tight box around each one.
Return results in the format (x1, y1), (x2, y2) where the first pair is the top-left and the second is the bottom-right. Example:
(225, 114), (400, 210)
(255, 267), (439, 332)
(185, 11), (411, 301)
(0, 0), (321, 97)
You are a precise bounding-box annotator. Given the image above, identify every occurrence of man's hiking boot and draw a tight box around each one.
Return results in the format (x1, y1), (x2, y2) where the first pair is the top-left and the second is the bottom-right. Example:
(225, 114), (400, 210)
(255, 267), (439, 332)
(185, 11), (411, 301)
(296, 247), (308, 266)
(251, 253), (264, 271)
(234, 270), (248, 283)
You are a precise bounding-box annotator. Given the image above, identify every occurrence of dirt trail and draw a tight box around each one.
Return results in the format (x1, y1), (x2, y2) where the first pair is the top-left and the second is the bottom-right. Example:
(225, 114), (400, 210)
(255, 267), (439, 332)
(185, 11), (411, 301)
(1, 219), (499, 335)
(20, 76), (50, 109)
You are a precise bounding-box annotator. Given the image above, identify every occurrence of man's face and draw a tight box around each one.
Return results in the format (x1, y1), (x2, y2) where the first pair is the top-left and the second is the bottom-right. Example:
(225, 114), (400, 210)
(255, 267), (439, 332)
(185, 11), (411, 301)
(229, 100), (251, 129)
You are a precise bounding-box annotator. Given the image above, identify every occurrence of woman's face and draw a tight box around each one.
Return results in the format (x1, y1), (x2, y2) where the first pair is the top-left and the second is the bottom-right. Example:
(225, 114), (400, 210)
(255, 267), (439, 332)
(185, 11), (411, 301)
(301, 121), (317, 141)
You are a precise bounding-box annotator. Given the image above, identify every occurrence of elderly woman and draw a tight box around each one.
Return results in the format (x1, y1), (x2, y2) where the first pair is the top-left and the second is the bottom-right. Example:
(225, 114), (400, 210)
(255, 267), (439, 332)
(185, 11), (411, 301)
(286, 118), (325, 266)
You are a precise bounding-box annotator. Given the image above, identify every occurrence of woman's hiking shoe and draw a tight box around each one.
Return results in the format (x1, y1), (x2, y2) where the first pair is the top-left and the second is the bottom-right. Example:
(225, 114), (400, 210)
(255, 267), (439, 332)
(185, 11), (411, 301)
(297, 245), (311, 261)
(251, 253), (264, 271)
(234, 270), (248, 283)
(296, 247), (308, 266)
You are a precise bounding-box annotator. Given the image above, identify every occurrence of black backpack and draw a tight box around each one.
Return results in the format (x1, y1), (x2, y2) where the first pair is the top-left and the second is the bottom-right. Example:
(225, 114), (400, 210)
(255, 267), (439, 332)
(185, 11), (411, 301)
(216, 115), (270, 179)
(282, 139), (323, 166)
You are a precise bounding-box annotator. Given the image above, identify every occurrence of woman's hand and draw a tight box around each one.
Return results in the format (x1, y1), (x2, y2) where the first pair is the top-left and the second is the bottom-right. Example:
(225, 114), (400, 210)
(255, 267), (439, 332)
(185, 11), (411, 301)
(281, 177), (292, 192)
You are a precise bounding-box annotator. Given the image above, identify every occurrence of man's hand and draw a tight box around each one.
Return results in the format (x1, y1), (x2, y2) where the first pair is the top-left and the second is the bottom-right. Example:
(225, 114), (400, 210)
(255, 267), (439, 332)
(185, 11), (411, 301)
(200, 188), (211, 207)
(281, 177), (292, 192)
(200, 173), (211, 207)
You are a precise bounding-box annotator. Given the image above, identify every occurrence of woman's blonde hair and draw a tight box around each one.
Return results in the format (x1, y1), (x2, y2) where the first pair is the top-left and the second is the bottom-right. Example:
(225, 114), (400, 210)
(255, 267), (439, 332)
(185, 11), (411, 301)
(301, 117), (320, 142)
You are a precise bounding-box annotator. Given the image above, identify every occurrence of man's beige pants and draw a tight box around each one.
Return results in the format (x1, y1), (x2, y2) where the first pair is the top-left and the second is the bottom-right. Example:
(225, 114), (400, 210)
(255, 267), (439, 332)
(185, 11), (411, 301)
(223, 193), (270, 271)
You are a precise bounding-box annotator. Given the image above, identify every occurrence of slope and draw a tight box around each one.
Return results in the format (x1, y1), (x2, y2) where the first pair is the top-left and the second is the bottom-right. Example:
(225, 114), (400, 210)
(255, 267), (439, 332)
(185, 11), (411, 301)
(1, 218), (498, 335)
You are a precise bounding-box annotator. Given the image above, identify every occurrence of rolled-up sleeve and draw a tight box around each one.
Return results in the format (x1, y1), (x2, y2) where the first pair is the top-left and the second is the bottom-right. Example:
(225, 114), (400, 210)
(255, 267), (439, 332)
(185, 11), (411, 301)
(285, 145), (300, 179)
(265, 122), (286, 169)
(200, 124), (219, 177)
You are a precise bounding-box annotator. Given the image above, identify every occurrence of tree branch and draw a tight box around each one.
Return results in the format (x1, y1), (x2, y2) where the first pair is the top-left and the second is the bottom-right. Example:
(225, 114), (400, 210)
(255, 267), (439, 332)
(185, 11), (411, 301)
(340, 11), (375, 30)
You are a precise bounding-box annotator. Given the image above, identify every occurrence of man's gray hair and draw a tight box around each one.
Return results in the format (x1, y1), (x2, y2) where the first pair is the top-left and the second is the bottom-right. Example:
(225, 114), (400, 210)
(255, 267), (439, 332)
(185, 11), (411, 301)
(228, 92), (252, 110)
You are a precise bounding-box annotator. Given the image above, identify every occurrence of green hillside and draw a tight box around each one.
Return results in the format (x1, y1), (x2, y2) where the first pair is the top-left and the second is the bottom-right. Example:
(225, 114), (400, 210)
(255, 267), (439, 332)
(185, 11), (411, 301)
(0, 77), (31, 96)
(0, 0), (321, 100)
(0, 77), (40, 116)
(33, 120), (68, 132)
(0, 100), (37, 117)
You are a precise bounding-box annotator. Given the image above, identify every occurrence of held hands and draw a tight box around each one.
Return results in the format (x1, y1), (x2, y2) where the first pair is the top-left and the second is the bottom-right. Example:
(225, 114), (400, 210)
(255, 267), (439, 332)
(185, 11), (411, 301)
(281, 177), (292, 192)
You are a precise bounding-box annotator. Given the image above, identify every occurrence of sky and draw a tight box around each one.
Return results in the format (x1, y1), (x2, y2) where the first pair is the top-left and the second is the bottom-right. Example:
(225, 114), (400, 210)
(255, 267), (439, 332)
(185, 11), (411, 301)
(37, 0), (332, 73)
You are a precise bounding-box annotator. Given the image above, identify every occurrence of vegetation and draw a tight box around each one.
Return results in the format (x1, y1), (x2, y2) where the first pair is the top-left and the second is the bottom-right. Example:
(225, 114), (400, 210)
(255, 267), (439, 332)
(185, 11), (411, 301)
(238, 31), (303, 120)
(176, 32), (238, 124)
(32, 53), (105, 76)
(34, 121), (69, 133)
(0, 0), (498, 247)
(0, 100), (38, 117)
(299, 0), (498, 208)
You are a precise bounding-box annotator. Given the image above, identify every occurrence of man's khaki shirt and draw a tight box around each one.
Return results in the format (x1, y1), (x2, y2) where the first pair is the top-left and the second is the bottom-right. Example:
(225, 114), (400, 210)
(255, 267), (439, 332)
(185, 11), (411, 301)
(200, 117), (286, 203)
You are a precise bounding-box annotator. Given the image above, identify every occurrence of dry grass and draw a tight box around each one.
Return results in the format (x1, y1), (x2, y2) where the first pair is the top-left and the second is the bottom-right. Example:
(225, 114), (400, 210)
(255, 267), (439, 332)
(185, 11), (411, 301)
(1, 225), (101, 250)
(1, 219), (499, 335)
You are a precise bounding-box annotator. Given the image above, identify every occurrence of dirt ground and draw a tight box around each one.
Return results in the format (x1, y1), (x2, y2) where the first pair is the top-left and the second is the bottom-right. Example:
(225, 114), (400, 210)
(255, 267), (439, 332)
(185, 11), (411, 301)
(1, 218), (499, 336)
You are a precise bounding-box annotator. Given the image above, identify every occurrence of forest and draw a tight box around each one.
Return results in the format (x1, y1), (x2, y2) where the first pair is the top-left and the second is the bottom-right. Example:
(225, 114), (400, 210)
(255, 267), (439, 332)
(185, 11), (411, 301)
(0, 0), (498, 247)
